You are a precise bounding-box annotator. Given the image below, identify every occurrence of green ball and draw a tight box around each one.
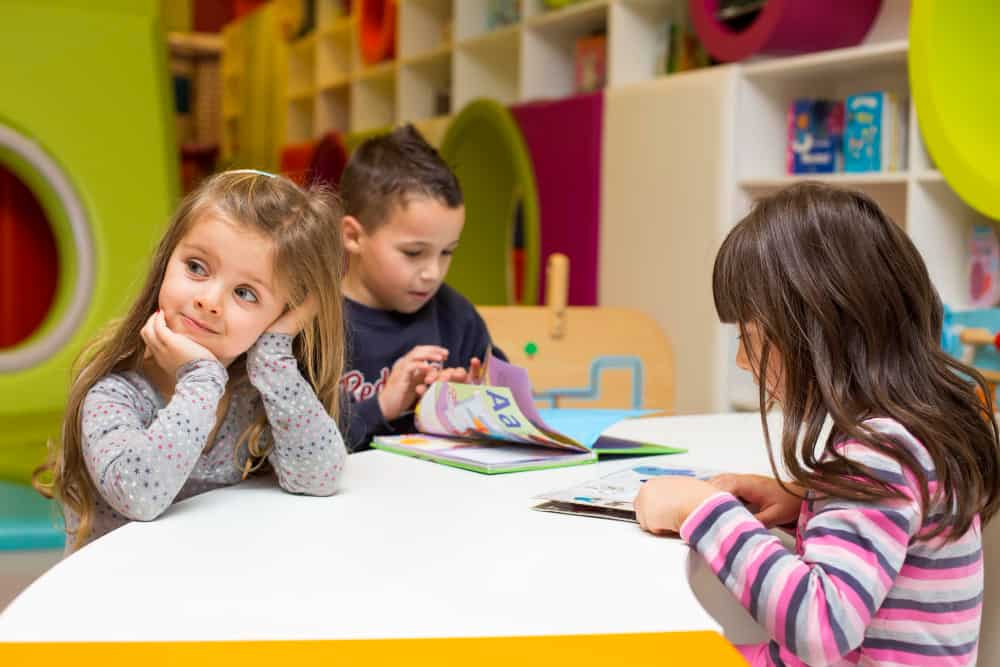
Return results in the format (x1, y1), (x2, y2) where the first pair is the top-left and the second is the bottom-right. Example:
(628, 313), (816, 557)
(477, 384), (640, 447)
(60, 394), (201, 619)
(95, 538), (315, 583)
(524, 342), (538, 356)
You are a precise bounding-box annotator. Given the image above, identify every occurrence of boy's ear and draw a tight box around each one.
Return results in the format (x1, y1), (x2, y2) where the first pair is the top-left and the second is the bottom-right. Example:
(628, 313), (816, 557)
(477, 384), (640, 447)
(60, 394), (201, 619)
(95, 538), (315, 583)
(341, 215), (364, 253)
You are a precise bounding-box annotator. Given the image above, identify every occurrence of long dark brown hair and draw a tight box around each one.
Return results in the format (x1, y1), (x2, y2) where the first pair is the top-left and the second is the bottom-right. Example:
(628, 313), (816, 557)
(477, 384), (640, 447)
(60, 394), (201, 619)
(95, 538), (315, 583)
(34, 171), (346, 550)
(714, 182), (999, 539)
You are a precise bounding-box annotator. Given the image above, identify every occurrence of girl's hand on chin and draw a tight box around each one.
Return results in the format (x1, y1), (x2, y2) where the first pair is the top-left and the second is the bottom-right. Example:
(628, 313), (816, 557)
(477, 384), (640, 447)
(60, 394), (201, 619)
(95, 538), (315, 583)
(141, 311), (217, 376)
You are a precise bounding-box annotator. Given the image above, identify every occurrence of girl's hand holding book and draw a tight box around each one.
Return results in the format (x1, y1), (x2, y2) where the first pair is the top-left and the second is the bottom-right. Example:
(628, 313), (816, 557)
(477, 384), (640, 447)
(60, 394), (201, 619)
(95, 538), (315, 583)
(709, 473), (804, 528)
(634, 477), (721, 535)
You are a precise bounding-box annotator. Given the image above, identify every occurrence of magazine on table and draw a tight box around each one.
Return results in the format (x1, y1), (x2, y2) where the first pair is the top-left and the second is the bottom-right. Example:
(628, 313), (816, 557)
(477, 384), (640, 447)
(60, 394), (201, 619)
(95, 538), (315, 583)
(532, 464), (720, 522)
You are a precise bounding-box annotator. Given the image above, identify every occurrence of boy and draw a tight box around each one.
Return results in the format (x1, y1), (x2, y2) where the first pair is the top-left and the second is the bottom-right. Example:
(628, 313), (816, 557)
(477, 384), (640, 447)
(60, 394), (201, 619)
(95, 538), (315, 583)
(339, 125), (504, 451)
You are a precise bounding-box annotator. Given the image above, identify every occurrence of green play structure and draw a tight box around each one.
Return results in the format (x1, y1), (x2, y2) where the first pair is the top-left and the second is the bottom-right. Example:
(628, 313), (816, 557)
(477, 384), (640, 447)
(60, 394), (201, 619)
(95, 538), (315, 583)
(440, 99), (540, 306)
(910, 1), (1000, 219)
(0, 0), (178, 483)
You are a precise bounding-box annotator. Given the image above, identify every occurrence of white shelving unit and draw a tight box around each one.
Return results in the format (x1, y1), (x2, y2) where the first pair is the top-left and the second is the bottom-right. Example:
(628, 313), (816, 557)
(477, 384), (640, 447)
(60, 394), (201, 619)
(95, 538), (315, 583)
(600, 0), (992, 414)
(281, 0), (681, 138)
(724, 0), (993, 409)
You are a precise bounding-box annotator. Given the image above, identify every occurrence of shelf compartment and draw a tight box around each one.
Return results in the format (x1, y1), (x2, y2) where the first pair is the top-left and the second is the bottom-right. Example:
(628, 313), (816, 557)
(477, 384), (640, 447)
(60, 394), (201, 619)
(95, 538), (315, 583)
(908, 178), (990, 310)
(735, 44), (911, 182)
(352, 73), (396, 131)
(608, 0), (673, 88)
(399, 0), (453, 59)
(399, 50), (452, 121)
(286, 97), (315, 143)
(454, 28), (520, 108)
(316, 83), (351, 133)
(317, 27), (354, 87)
(287, 36), (317, 101)
(521, 0), (608, 101)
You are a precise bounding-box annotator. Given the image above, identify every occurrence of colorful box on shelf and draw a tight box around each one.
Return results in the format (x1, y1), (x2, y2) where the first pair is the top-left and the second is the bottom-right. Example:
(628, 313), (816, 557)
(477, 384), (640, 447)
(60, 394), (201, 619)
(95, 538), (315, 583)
(844, 91), (907, 173)
(786, 98), (843, 174)
(575, 33), (607, 94)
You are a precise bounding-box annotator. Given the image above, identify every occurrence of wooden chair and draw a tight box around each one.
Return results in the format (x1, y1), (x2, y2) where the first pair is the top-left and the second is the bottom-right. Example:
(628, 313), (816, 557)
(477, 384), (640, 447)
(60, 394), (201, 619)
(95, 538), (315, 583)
(477, 255), (674, 412)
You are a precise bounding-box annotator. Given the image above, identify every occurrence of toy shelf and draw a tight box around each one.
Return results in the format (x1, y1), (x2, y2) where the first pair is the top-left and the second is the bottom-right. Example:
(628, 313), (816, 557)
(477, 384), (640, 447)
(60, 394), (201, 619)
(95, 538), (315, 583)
(277, 0), (683, 137)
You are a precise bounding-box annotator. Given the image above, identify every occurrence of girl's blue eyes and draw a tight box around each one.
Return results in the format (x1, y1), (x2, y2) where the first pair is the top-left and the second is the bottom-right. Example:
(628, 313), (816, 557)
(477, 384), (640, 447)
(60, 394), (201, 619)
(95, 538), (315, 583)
(185, 259), (259, 303)
(234, 286), (259, 303)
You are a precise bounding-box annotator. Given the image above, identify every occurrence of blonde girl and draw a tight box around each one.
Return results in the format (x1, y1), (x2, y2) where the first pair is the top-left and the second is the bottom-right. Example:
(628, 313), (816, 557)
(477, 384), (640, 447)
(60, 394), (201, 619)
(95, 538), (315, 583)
(36, 170), (348, 552)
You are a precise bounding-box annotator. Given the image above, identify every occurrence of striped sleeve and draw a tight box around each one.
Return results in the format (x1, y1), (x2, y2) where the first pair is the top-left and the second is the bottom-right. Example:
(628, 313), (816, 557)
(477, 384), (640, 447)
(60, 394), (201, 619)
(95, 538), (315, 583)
(680, 445), (922, 667)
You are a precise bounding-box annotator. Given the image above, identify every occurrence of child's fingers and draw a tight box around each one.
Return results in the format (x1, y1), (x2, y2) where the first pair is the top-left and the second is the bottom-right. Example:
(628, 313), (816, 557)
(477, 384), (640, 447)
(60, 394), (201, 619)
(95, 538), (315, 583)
(406, 362), (434, 384)
(708, 473), (743, 494)
(635, 507), (649, 533)
(404, 346), (449, 363)
(139, 321), (154, 360)
(754, 505), (787, 527)
(142, 313), (165, 354)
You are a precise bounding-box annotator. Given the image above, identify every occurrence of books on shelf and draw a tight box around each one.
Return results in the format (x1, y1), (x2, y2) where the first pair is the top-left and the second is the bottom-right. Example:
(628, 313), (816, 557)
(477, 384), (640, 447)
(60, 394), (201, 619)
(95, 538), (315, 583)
(784, 91), (907, 176)
(372, 351), (683, 474)
(532, 464), (719, 523)
(787, 99), (844, 174)
(844, 91), (907, 173)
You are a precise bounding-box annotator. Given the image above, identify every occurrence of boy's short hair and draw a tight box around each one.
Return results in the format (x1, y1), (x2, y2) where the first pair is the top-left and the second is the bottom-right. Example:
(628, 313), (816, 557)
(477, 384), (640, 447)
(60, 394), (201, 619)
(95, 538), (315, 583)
(340, 124), (463, 231)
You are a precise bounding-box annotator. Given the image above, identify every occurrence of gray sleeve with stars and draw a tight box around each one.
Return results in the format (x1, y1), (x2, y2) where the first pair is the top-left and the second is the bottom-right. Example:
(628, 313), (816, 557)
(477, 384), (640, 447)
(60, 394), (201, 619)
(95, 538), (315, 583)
(80, 360), (228, 522)
(246, 333), (347, 496)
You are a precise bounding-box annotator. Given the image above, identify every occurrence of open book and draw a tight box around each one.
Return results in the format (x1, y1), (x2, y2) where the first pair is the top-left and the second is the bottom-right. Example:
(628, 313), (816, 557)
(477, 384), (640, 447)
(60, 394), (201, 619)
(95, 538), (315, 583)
(532, 464), (719, 522)
(371, 351), (684, 474)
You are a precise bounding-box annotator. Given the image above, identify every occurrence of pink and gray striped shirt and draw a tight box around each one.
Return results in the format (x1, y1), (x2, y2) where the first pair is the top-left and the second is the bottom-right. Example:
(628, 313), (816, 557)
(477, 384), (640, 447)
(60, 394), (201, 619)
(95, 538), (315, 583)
(680, 418), (982, 666)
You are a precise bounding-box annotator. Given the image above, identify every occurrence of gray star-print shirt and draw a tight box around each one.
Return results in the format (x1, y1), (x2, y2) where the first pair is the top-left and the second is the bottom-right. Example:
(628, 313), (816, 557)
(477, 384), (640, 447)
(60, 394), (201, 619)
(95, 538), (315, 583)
(67, 333), (346, 552)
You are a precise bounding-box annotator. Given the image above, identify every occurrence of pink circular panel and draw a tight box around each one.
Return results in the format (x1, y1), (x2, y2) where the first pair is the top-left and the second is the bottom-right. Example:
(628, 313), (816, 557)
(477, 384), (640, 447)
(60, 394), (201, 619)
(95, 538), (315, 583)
(689, 0), (883, 63)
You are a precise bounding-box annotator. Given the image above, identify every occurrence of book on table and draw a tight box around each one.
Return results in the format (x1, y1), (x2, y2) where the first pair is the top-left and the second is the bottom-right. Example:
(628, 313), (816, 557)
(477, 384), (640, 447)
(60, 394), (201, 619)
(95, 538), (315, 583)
(371, 350), (685, 474)
(532, 464), (720, 522)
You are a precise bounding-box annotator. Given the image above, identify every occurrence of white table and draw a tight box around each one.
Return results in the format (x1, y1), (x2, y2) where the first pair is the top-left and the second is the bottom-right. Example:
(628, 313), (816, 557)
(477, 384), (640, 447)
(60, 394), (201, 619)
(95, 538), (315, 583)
(0, 412), (778, 643)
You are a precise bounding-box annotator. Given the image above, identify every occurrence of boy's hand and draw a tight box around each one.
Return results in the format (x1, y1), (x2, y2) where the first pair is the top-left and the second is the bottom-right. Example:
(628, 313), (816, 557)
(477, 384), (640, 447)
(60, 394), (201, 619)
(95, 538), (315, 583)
(268, 295), (318, 336)
(634, 477), (721, 536)
(377, 345), (448, 421)
(141, 311), (217, 378)
(414, 356), (487, 396)
(710, 473), (804, 527)
(468, 357), (484, 383)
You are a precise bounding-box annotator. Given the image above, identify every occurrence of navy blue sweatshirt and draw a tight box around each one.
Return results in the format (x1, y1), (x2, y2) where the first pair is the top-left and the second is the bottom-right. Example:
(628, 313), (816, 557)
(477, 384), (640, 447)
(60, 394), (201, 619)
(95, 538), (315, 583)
(340, 284), (505, 451)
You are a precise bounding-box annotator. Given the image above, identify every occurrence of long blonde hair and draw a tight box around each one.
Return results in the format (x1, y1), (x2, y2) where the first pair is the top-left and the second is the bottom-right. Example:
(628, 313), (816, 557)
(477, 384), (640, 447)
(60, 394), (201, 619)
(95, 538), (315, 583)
(34, 171), (346, 549)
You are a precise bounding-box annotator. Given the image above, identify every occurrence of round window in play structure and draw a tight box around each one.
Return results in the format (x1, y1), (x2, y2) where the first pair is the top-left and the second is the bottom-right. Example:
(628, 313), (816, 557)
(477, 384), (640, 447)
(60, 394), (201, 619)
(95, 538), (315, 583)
(0, 125), (93, 372)
(0, 164), (58, 349)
